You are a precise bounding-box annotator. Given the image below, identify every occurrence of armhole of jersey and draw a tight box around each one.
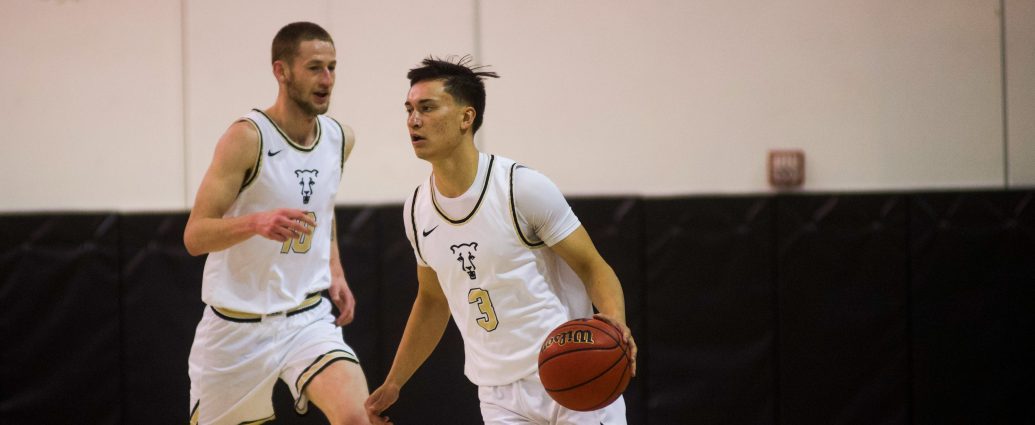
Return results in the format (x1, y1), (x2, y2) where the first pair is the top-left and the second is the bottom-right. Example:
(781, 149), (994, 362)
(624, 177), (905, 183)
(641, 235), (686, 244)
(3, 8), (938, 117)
(509, 163), (545, 248)
(329, 116), (347, 173)
(410, 185), (428, 265)
(239, 117), (263, 193)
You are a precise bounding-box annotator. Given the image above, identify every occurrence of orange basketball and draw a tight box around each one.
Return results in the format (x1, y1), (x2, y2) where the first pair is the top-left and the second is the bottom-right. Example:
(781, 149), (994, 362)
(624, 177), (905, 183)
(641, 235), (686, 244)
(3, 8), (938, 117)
(537, 318), (632, 411)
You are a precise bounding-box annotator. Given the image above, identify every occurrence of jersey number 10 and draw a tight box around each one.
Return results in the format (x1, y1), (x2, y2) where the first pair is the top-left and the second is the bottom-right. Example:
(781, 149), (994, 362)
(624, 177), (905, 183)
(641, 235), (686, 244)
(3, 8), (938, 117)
(281, 212), (317, 254)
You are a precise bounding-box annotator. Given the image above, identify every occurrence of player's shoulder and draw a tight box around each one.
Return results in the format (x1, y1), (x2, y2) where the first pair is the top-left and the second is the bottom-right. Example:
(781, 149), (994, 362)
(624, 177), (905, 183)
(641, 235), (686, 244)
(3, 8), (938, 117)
(510, 161), (555, 187)
(206, 118), (262, 173)
(220, 118), (261, 153)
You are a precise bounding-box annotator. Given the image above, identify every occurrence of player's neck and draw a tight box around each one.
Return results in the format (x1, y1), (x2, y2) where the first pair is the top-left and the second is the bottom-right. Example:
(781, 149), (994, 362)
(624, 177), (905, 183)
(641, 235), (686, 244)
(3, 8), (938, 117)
(264, 102), (318, 147)
(431, 145), (481, 198)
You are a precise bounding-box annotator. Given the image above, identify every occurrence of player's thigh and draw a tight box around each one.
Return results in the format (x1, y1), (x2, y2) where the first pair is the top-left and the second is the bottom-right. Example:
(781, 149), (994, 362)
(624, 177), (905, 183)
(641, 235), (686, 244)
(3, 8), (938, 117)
(304, 360), (369, 418)
(280, 301), (366, 418)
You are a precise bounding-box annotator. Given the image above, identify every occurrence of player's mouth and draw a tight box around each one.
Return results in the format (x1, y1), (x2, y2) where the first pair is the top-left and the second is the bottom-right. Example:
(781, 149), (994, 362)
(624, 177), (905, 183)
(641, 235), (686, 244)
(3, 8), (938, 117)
(314, 92), (329, 102)
(410, 133), (426, 144)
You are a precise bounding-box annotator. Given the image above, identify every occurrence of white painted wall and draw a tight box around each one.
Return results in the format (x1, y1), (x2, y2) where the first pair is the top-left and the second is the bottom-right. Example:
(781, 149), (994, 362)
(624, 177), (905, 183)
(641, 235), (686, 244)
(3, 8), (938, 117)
(0, 0), (1031, 212)
(0, 0), (184, 211)
(481, 0), (1008, 195)
(1007, 0), (1035, 186)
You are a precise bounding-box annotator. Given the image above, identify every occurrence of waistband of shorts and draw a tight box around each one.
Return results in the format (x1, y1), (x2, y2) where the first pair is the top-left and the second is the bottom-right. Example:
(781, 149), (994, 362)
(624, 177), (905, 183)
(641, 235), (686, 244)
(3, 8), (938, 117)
(210, 291), (323, 323)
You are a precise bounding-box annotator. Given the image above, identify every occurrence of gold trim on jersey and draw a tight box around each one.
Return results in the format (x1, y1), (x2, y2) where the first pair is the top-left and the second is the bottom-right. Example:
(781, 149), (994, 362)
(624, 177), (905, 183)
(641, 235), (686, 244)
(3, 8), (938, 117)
(238, 117), (263, 193)
(508, 163), (546, 249)
(211, 292), (322, 322)
(328, 116), (347, 172)
(431, 154), (495, 225)
(252, 108), (322, 152)
(293, 349), (360, 414)
(410, 185), (428, 265)
(189, 400), (199, 425)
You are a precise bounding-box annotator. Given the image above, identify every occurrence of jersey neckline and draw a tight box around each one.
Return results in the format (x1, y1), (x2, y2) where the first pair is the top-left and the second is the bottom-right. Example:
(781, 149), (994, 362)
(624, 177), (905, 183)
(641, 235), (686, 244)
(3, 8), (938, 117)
(252, 108), (322, 152)
(430, 154), (496, 224)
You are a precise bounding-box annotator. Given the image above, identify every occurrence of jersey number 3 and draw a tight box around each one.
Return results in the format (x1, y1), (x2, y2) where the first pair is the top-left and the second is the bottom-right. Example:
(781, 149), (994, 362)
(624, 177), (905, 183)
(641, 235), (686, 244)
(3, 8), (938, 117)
(281, 212), (317, 254)
(467, 288), (499, 332)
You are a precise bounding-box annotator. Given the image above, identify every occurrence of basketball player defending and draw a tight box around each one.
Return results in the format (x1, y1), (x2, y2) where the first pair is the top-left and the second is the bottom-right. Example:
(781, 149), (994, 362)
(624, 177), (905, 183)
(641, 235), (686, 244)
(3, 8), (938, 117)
(183, 22), (370, 425)
(364, 56), (638, 424)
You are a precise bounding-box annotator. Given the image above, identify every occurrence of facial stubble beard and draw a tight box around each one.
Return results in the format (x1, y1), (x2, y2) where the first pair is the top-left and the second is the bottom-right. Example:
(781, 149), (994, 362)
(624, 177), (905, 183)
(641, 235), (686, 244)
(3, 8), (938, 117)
(285, 73), (329, 116)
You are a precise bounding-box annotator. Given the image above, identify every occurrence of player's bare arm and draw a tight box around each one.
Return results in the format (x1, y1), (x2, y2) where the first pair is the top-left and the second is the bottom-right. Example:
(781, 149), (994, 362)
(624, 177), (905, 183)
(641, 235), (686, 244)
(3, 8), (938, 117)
(551, 225), (638, 376)
(329, 217), (356, 326)
(365, 265), (451, 424)
(325, 122), (358, 325)
(184, 121), (316, 255)
(341, 123), (356, 162)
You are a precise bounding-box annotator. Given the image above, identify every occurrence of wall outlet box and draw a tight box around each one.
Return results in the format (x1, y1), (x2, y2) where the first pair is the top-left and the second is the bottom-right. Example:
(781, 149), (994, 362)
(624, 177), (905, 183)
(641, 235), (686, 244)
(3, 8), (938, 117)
(768, 150), (805, 188)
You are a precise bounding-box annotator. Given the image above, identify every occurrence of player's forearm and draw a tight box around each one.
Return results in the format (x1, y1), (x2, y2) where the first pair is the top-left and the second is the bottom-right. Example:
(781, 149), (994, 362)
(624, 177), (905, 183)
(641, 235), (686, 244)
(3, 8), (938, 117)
(582, 264), (628, 325)
(183, 214), (258, 256)
(329, 239), (346, 281)
(384, 294), (451, 388)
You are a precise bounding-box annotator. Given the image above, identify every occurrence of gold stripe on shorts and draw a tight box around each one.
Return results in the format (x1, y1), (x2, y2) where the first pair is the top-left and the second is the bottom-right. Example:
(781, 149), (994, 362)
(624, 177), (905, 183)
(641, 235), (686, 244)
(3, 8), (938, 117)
(294, 349), (359, 412)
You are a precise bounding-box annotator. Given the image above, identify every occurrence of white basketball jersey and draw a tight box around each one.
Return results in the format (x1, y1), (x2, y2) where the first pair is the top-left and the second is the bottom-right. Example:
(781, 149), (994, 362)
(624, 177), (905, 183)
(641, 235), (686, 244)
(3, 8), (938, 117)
(408, 154), (593, 386)
(202, 109), (345, 314)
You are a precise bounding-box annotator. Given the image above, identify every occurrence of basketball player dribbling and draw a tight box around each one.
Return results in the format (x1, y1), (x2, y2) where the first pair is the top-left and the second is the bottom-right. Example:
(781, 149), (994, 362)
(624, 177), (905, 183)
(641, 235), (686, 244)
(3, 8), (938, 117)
(364, 56), (638, 425)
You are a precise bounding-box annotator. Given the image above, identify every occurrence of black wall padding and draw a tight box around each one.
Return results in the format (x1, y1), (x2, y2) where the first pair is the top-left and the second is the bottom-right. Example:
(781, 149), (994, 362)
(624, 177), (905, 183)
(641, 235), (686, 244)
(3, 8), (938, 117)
(3, 189), (1035, 425)
(644, 197), (776, 425)
(910, 192), (1035, 424)
(570, 197), (647, 425)
(776, 195), (910, 425)
(0, 214), (122, 425)
(373, 205), (481, 424)
(335, 206), (385, 373)
(119, 213), (206, 424)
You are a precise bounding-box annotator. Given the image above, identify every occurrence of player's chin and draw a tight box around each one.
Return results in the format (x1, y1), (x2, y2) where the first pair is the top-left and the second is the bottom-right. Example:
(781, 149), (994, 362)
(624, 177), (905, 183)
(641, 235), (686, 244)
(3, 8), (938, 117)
(411, 146), (432, 160)
(309, 98), (330, 114)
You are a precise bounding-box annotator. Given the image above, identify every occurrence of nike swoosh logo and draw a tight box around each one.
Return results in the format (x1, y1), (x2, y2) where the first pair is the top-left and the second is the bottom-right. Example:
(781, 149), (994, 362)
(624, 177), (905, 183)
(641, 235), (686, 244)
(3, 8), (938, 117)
(422, 226), (438, 237)
(267, 149), (283, 157)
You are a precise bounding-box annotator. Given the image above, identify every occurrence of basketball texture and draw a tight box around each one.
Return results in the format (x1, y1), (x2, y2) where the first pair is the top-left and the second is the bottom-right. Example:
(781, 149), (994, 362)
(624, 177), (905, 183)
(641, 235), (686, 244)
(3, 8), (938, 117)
(537, 318), (631, 411)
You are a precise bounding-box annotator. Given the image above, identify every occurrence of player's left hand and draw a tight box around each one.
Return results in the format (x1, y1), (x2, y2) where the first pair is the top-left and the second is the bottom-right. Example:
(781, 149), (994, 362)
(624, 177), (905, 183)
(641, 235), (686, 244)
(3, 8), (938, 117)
(329, 277), (355, 326)
(593, 313), (638, 377)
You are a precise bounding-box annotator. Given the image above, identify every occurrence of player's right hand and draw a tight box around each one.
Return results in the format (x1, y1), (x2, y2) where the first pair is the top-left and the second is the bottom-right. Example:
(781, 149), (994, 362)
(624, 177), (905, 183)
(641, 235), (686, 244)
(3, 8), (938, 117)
(250, 208), (316, 242)
(365, 383), (400, 425)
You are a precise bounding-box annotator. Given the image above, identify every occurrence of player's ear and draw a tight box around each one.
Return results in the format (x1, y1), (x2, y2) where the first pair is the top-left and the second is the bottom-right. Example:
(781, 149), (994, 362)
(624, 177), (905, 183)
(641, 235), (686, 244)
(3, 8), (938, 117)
(273, 60), (289, 83)
(460, 106), (475, 131)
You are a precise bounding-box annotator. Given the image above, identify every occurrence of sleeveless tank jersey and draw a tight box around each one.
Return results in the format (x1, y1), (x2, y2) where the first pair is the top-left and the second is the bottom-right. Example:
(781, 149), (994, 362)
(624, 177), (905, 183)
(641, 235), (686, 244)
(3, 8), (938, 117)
(202, 109), (346, 314)
(408, 154), (593, 386)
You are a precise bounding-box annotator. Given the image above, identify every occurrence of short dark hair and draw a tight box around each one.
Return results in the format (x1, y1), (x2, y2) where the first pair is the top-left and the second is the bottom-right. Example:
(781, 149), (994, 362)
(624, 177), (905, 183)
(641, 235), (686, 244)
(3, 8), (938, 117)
(407, 55), (499, 134)
(271, 22), (333, 64)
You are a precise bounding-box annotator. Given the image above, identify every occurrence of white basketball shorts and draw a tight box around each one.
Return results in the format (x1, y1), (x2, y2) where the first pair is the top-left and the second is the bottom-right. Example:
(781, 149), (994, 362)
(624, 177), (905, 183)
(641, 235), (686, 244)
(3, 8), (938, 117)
(188, 297), (359, 425)
(478, 372), (626, 425)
